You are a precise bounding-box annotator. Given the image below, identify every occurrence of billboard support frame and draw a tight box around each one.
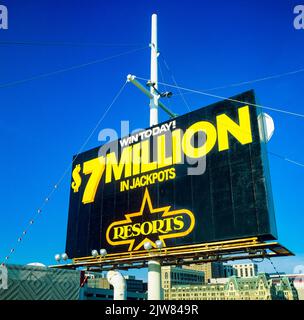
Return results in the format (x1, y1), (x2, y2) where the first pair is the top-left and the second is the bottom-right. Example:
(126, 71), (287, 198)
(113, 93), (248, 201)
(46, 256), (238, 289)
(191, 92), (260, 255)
(51, 237), (293, 271)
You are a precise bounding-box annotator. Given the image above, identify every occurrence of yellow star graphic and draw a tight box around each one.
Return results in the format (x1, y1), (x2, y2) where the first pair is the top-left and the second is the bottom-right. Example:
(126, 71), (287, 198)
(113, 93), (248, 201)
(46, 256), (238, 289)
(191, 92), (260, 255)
(106, 188), (195, 251)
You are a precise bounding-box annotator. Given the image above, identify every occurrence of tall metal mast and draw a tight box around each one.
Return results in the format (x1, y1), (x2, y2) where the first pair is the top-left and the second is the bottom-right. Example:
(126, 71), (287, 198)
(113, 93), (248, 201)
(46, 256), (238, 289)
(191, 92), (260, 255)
(127, 14), (177, 126)
(149, 13), (159, 126)
(147, 14), (161, 301)
(127, 13), (178, 301)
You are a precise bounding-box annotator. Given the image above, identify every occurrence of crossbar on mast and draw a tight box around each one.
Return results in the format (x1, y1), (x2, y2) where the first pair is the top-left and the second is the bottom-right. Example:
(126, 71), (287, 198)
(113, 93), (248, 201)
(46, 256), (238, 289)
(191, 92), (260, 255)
(127, 74), (177, 119)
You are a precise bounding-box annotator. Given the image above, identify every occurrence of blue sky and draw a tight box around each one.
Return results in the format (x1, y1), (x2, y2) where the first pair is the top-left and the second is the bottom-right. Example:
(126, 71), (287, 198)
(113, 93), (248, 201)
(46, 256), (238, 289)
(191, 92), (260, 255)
(0, 0), (303, 280)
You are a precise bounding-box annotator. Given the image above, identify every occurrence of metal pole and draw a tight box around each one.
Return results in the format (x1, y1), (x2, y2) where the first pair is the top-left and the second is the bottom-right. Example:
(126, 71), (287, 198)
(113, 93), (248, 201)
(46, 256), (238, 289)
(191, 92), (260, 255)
(150, 13), (159, 127)
(148, 13), (162, 301)
(148, 260), (162, 300)
(126, 15), (163, 301)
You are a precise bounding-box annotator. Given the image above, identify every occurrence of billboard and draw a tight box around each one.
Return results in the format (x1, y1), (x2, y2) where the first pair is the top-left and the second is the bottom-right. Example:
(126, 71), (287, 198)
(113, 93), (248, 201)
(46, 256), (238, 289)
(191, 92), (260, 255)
(66, 90), (277, 258)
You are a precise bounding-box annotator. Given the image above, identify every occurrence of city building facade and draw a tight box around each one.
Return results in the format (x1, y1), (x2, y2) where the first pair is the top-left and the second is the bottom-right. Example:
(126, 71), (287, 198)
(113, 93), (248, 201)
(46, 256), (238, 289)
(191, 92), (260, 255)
(183, 262), (224, 282)
(270, 274), (302, 300)
(161, 266), (204, 300)
(223, 264), (235, 277)
(85, 272), (147, 299)
(0, 264), (148, 300)
(232, 263), (258, 278)
(166, 273), (298, 300)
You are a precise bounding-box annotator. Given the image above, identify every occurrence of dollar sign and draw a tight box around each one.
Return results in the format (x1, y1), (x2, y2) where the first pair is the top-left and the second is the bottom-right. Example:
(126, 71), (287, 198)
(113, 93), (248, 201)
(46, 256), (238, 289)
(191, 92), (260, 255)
(71, 164), (82, 193)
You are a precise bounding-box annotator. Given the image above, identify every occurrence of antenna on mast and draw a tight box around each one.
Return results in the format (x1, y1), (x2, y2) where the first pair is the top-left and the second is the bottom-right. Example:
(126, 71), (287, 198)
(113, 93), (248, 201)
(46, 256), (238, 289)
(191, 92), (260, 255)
(127, 14), (177, 127)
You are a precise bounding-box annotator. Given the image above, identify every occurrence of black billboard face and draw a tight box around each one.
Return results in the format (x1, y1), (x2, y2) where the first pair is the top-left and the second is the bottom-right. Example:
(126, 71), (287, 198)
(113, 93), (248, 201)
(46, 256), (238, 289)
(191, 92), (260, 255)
(66, 90), (277, 258)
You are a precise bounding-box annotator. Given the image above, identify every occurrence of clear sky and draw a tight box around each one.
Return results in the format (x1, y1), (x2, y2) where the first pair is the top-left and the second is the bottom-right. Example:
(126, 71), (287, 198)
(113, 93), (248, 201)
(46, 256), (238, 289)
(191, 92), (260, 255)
(0, 0), (303, 280)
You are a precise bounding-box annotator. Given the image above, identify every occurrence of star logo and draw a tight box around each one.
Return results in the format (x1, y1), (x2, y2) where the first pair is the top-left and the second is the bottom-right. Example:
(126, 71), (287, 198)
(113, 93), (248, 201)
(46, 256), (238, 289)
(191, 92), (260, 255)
(106, 188), (195, 251)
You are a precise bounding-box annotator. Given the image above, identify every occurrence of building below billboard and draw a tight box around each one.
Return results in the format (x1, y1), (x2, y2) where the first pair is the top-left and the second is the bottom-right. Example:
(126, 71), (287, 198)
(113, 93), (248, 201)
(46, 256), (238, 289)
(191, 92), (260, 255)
(0, 264), (147, 301)
(166, 273), (298, 300)
(0, 264), (80, 300)
(161, 266), (204, 300)
(183, 262), (225, 282)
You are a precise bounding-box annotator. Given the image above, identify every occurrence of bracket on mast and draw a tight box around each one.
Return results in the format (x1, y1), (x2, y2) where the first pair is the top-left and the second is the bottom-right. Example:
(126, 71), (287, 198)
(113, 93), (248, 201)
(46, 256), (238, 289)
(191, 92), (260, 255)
(127, 74), (178, 119)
